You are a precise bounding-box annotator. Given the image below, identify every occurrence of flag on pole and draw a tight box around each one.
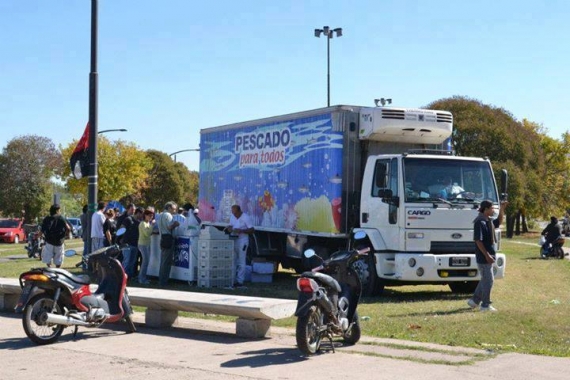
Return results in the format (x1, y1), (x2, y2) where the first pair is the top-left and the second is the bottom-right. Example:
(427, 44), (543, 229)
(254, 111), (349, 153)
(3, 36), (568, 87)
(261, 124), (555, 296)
(70, 122), (90, 179)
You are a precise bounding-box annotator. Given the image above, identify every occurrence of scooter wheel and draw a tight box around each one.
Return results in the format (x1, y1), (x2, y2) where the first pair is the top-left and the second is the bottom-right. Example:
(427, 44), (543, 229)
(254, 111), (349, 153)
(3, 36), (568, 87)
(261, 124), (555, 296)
(22, 294), (64, 345)
(343, 311), (361, 345)
(296, 305), (323, 355)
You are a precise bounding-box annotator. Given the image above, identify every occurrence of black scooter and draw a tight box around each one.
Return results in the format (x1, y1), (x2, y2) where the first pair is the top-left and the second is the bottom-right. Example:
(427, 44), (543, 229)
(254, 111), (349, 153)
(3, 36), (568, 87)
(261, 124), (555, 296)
(541, 236), (566, 260)
(294, 230), (370, 355)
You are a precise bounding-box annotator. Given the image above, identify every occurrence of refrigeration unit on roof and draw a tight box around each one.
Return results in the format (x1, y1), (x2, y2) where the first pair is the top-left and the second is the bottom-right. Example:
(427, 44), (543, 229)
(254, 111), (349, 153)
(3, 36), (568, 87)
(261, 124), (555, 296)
(358, 107), (453, 144)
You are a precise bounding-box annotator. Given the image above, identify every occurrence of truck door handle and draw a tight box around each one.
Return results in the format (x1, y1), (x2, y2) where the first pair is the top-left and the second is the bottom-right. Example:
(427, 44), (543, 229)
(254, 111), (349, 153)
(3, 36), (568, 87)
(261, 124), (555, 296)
(362, 213), (369, 223)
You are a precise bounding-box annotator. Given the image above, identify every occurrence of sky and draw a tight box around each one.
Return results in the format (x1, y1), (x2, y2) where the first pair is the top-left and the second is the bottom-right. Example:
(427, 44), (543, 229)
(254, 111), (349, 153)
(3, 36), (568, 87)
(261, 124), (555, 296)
(1, 0), (569, 173)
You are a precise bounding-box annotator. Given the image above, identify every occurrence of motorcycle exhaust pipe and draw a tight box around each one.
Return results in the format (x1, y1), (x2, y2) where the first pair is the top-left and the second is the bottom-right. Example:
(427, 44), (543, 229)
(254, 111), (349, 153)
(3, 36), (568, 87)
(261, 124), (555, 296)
(315, 289), (334, 314)
(43, 312), (91, 327)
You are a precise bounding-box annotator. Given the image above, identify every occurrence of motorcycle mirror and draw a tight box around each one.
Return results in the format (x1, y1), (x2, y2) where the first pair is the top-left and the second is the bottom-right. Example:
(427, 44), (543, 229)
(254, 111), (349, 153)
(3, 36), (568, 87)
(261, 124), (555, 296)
(353, 231), (367, 240)
(116, 227), (127, 237)
(64, 249), (77, 257)
(303, 249), (316, 258)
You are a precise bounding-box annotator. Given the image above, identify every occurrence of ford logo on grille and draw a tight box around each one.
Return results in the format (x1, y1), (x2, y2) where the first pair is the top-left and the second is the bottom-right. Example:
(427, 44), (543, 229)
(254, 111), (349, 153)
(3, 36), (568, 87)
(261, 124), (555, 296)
(451, 233), (462, 239)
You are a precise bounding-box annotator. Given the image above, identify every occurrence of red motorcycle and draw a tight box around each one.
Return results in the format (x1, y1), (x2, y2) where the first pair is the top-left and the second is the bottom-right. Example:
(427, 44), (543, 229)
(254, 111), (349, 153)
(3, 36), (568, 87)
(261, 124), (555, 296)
(15, 229), (136, 345)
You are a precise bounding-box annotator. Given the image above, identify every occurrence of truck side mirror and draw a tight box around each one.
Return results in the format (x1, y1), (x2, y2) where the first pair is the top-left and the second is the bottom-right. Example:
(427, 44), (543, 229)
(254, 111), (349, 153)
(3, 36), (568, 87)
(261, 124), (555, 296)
(500, 169), (508, 201)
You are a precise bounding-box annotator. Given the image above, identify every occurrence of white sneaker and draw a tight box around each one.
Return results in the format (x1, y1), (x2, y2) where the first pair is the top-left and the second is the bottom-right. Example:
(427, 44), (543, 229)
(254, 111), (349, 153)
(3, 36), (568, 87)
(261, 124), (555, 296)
(480, 305), (497, 312)
(467, 299), (478, 309)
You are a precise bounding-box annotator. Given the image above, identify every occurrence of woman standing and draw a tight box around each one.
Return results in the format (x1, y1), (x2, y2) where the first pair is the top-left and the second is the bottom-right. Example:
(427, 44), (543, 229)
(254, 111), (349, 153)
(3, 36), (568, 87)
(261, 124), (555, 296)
(103, 209), (117, 247)
(137, 209), (154, 284)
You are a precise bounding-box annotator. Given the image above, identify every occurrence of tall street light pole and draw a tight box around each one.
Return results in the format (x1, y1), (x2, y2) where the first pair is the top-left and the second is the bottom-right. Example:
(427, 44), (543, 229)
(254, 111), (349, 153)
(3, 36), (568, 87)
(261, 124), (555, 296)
(86, 0), (99, 256)
(169, 148), (200, 163)
(314, 26), (342, 107)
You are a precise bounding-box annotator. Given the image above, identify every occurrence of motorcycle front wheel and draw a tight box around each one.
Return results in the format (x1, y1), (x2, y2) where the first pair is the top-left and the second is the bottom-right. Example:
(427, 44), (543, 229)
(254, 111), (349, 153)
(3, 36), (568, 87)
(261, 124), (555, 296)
(22, 293), (65, 345)
(343, 311), (361, 345)
(122, 290), (136, 333)
(296, 305), (324, 355)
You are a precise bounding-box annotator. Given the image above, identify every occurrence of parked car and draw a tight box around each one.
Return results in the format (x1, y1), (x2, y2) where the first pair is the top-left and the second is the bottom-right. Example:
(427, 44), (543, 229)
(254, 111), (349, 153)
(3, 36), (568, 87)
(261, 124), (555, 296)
(67, 217), (82, 239)
(0, 218), (26, 244)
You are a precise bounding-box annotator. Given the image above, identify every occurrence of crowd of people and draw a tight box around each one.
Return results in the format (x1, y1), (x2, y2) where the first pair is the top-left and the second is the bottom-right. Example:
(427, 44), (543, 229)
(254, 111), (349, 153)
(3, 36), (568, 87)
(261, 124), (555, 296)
(79, 200), (205, 287)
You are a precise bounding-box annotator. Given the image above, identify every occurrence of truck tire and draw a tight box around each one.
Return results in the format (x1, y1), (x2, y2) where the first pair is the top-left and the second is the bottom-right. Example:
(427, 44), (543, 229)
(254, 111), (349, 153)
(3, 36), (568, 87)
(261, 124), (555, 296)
(448, 281), (478, 294)
(352, 254), (384, 297)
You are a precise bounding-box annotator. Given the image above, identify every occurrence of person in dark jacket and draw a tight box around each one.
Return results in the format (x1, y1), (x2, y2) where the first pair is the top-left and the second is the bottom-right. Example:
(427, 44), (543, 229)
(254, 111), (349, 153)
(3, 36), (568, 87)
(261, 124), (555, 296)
(121, 207), (143, 278)
(467, 199), (507, 312)
(40, 204), (71, 268)
(541, 216), (562, 253)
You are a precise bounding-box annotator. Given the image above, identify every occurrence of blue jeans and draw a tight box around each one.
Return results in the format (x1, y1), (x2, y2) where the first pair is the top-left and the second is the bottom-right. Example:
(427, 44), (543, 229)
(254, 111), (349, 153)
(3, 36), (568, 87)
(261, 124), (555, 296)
(121, 245), (139, 279)
(137, 244), (150, 283)
(472, 263), (494, 307)
(82, 239), (90, 270)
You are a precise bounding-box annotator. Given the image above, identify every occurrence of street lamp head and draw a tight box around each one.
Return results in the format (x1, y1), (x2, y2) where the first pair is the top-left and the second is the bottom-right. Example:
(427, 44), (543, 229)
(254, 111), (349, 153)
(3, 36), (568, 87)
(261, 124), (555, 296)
(334, 28), (342, 37)
(374, 98), (393, 107)
(314, 29), (322, 37)
(322, 26), (330, 35)
(98, 128), (128, 134)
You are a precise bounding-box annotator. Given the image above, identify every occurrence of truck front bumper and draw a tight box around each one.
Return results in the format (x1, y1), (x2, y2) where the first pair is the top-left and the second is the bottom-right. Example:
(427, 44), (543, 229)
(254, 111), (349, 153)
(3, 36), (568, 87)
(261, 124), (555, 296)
(374, 253), (506, 282)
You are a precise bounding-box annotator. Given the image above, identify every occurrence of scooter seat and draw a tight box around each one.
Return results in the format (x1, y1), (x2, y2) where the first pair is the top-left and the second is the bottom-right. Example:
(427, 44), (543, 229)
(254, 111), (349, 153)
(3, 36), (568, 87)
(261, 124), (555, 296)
(301, 271), (342, 292)
(49, 268), (91, 285)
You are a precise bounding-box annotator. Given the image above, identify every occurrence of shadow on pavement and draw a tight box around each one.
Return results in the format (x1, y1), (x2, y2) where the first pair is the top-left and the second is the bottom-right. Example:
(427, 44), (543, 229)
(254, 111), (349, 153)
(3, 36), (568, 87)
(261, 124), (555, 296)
(221, 347), (308, 368)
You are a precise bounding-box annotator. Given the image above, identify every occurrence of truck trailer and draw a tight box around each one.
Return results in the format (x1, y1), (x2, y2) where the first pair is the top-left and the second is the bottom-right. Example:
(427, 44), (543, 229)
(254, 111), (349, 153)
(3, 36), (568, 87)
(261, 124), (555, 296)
(197, 105), (507, 295)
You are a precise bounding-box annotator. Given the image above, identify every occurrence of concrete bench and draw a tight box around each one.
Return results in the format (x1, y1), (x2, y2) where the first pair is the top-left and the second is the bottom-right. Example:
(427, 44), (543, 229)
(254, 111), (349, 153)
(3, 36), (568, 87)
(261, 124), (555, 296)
(0, 277), (296, 339)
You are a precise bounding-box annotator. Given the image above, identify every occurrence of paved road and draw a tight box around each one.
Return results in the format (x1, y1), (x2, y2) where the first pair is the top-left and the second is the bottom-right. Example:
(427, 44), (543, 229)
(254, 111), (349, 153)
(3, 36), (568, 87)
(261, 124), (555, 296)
(0, 312), (568, 380)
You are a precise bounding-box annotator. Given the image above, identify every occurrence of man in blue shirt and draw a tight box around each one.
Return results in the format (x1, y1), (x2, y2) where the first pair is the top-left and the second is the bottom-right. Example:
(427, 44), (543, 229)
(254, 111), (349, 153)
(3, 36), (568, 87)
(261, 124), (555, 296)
(467, 199), (507, 312)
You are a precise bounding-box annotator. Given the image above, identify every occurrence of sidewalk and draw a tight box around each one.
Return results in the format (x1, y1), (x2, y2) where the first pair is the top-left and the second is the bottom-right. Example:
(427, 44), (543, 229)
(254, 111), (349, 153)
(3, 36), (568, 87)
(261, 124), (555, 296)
(0, 311), (568, 380)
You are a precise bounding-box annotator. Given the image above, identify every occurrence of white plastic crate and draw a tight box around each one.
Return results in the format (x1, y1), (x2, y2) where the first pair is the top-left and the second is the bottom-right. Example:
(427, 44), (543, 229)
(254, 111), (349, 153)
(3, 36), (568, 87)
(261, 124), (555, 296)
(197, 267), (233, 280)
(197, 277), (233, 288)
(199, 239), (234, 251)
(198, 248), (233, 261)
(198, 260), (233, 271)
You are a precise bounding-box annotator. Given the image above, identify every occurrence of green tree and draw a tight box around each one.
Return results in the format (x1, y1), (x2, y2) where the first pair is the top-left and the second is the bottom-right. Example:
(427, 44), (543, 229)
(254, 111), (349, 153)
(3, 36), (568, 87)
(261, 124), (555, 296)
(426, 96), (546, 236)
(61, 136), (152, 205)
(139, 150), (198, 209)
(0, 135), (62, 223)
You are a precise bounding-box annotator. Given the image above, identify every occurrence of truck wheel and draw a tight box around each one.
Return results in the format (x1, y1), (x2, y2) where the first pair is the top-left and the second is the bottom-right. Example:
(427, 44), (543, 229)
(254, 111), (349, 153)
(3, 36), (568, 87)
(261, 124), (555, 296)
(351, 254), (384, 297)
(448, 281), (478, 294)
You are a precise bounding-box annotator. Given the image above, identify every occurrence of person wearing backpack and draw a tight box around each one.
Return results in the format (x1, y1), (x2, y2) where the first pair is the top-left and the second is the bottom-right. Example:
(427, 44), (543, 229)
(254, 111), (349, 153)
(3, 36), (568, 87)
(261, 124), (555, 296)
(40, 204), (71, 268)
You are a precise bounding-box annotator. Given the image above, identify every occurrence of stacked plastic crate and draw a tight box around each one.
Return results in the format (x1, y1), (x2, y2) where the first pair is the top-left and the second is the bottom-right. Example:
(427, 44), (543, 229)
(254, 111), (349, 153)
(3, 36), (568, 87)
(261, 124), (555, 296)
(197, 227), (234, 288)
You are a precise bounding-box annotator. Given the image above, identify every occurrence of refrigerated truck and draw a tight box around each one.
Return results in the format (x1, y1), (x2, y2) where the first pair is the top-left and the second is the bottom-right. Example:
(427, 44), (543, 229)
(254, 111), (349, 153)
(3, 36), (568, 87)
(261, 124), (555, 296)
(197, 105), (507, 295)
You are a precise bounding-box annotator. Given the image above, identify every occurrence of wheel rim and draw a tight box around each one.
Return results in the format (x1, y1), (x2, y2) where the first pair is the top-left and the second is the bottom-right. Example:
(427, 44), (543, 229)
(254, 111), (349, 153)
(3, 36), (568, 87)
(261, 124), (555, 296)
(24, 297), (63, 342)
(306, 308), (323, 351)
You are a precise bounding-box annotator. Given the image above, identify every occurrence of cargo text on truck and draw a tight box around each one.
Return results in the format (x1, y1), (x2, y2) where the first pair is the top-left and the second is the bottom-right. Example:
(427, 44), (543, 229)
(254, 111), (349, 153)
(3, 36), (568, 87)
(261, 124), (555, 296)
(197, 103), (508, 296)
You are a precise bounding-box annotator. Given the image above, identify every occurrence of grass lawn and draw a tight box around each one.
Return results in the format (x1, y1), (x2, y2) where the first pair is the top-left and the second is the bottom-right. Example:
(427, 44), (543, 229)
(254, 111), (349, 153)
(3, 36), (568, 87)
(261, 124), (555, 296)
(1, 233), (568, 357)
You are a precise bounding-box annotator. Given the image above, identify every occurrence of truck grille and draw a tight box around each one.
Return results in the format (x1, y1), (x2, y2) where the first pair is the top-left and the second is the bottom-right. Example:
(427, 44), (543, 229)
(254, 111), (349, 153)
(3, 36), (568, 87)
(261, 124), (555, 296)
(430, 241), (475, 254)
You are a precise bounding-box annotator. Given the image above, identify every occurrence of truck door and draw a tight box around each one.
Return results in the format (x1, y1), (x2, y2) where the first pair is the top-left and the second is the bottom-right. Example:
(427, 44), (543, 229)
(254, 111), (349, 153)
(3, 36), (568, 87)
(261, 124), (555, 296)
(362, 158), (400, 250)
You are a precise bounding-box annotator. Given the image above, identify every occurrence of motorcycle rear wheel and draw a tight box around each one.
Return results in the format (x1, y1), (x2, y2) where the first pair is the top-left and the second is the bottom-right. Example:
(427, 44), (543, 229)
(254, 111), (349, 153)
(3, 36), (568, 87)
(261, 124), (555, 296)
(22, 293), (65, 345)
(343, 311), (361, 345)
(296, 305), (323, 355)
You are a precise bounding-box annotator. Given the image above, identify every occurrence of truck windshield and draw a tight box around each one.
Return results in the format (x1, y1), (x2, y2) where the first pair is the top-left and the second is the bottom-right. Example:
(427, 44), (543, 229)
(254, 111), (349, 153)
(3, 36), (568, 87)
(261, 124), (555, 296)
(403, 157), (498, 204)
